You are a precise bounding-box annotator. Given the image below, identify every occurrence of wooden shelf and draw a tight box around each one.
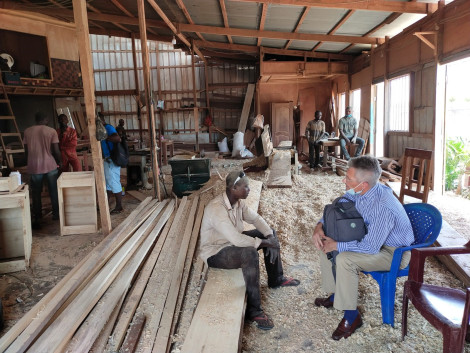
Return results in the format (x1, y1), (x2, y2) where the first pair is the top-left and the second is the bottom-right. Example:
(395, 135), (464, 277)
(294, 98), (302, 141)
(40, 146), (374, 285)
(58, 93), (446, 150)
(4, 85), (83, 97)
(162, 107), (207, 112)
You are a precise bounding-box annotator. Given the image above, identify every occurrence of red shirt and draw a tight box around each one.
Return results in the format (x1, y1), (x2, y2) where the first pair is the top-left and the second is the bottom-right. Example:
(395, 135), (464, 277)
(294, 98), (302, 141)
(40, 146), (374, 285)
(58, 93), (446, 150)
(56, 126), (78, 151)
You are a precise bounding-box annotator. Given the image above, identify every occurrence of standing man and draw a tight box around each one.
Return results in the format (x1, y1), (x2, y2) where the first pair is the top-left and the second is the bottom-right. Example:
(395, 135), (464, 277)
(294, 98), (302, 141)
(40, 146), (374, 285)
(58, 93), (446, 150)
(24, 112), (62, 228)
(56, 114), (81, 172)
(312, 155), (414, 340)
(305, 110), (326, 168)
(99, 113), (123, 214)
(338, 107), (365, 160)
(115, 119), (128, 141)
(200, 171), (300, 331)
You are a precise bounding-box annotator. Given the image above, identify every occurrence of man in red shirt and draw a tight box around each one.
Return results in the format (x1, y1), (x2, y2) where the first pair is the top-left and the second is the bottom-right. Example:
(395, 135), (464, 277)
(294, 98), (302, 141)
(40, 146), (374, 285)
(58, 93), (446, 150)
(24, 112), (62, 228)
(57, 114), (81, 172)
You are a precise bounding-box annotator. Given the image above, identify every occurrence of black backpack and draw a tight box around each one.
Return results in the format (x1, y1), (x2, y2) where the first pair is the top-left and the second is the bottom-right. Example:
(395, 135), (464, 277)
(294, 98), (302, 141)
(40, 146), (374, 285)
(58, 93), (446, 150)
(109, 139), (129, 167)
(322, 196), (368, 269)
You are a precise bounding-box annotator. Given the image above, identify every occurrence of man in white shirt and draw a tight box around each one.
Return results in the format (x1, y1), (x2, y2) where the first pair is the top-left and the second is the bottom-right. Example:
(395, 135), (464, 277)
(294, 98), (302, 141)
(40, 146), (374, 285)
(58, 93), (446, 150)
(200, 171), (300, 330)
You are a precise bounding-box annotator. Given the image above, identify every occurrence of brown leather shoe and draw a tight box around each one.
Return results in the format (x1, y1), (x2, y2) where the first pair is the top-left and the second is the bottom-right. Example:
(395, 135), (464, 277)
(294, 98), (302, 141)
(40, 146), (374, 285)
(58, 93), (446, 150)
(331, 313), (363, 340)
(314, 296), (334, 309)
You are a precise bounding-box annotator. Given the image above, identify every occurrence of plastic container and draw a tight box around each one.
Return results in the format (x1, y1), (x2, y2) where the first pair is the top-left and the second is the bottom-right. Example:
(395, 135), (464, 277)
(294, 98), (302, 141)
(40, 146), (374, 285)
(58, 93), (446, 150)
(10, 171), (21, 185)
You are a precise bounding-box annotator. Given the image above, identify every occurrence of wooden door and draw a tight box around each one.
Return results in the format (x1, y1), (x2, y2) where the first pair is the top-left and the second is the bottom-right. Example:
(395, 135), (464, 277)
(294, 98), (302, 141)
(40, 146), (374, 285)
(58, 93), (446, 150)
(271, 102), (293, 147)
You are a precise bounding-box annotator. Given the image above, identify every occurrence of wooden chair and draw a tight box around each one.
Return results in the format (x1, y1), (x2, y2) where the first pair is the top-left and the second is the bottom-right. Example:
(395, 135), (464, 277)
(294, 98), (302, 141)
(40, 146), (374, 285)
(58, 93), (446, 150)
(402, 241), (470, 353)
(341, 119), (370, 159)
(399, 148), (433, 204)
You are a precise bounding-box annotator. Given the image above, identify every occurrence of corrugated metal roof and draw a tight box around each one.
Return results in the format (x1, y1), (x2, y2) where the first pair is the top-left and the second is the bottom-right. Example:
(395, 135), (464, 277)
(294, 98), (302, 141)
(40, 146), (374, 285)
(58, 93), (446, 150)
(337, 10), (392, 36)
(289, 41), (318, 51)
(299, 8), (349, 34)
(260, 38), (289, 49)
(264, 5), (303, 32)
(225, 1), (260, 29)
(184, 0), (224, 27)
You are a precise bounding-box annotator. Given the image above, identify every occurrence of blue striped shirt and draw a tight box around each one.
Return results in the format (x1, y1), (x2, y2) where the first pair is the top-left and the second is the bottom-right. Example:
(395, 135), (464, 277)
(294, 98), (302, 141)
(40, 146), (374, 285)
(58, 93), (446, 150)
(321, 183), (414, 254)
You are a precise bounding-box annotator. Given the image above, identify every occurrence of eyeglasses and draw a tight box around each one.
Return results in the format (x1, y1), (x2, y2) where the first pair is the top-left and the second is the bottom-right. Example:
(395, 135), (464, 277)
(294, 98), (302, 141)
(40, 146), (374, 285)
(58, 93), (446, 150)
(233, 171), (245, 187)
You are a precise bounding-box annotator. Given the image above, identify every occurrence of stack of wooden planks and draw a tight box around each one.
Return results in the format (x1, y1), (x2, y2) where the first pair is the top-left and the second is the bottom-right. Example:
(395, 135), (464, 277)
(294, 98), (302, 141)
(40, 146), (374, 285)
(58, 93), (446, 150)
(0, 195), (207, 353)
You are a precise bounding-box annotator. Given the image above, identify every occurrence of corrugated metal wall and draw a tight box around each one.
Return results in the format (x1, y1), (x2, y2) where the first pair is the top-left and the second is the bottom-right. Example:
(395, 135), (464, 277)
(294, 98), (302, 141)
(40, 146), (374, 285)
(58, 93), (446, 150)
(90, 34), (257, 142)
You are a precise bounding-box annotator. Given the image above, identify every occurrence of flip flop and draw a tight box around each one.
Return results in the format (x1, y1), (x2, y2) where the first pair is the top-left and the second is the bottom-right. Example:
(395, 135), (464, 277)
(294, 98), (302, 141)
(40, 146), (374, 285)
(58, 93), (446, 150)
(110, 208), (123, 214)
(270, 276), (300, 288)
(248, 313), (274, 330)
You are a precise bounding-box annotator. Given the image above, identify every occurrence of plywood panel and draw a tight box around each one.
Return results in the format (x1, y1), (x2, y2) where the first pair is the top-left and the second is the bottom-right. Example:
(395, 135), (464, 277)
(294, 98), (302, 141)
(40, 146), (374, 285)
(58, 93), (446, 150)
(0, 209), (24, 258)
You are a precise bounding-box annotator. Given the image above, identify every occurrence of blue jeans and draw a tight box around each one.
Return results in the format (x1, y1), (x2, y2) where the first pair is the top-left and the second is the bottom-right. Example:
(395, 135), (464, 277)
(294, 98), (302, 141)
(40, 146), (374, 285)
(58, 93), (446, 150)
(340, 137), (365, 160)
(30, 168), (59, 220)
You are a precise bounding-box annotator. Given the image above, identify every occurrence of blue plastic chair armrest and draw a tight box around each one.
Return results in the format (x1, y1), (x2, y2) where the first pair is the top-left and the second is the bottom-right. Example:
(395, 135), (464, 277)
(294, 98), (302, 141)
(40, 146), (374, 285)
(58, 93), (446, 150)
(388, 241), (435, 277)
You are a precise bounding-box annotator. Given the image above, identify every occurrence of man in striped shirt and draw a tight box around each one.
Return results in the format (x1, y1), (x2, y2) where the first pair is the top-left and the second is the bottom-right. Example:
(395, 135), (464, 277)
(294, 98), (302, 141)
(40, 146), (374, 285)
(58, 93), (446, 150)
(305, 110), (326, 168)
(312, 155), (414, 340)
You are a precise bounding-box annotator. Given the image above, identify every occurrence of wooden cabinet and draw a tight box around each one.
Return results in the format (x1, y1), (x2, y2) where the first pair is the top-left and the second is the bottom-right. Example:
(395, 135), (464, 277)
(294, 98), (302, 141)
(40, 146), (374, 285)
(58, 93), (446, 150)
(270, 102), (293, 147)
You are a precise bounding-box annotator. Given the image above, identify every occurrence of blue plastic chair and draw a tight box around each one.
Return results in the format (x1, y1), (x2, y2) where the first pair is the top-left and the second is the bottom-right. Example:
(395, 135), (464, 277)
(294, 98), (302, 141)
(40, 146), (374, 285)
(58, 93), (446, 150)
(362, 203), (442, 327)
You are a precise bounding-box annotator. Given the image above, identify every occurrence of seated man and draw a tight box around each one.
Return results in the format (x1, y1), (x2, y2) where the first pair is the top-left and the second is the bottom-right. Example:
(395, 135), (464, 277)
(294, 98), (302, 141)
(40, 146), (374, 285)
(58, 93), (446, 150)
(312, 155), (414, 340)
(200, 171), (300, 330)
(338, 107), (365, 160)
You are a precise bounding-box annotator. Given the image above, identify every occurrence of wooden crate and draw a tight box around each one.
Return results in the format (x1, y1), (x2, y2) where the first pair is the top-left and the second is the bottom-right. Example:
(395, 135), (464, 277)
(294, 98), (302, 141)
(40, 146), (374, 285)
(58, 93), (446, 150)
(0, 186), (32, 274)
(0, 175), (19, 193)
(58, 171), (97, 236)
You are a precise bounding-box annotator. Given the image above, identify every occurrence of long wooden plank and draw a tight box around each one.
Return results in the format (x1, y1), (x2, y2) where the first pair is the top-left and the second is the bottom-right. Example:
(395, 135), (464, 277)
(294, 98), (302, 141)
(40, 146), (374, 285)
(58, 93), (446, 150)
(243, 179), (262, 231)
(0, 198), (153, 352)
(152, 197), (199, 352)
(135, 198), (190, 352)
(237, 84), (255, 132)
(128, 190), (148, 202)
(106, 209), (177, 352)
(72, 0), (112, 234)
(65, 201), (175, 353)
(181, 269), (246, 353)
(165, 199), (206, 353)
(27, 200), (169, 353)
(267, 150), (292, 188)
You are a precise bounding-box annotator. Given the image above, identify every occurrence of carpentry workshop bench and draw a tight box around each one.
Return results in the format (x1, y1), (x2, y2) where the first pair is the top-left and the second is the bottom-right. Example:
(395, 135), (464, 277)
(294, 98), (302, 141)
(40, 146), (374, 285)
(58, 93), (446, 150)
(181, 268), (246, 353)
(386, 181), (470, 286)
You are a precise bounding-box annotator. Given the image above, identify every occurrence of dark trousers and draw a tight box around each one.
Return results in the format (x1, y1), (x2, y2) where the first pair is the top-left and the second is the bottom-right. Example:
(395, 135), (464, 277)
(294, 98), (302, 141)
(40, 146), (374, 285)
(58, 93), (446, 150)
(30, 168), (59, 220)
(207, 229), (284, 319)
(308, 141), (321, 166)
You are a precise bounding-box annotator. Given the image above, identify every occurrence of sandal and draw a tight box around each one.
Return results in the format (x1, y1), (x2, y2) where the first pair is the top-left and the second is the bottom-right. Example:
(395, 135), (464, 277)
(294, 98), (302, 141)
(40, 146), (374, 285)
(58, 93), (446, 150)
(110, 208), (123, 214)
(249, 312), (274, 330)
(270, 276), (300, 288)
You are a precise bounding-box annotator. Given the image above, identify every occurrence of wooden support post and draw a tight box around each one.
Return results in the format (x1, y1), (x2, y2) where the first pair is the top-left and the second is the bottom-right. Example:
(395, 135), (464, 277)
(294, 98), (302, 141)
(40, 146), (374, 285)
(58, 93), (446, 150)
(72, 0), (111, 235)
(155, 44), (163, 139)
(191, 42), (199, 152)
(131, 33), (143, 142)
(137, 0), (161, 200)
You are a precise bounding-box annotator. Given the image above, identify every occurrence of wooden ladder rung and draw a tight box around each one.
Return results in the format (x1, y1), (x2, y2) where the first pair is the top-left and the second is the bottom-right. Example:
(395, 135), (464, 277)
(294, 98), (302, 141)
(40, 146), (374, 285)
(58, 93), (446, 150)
(5, 149), (25, 153)
(0, 99), (9, 103)
(0, 116), (15, 120)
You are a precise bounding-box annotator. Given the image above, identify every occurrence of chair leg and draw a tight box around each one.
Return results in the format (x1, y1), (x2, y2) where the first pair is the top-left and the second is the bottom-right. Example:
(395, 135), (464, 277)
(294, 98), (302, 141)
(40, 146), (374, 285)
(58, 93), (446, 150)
(443, 329), (465, 353)
(402, 288), (409, 340)
(380, 276), (396, 326)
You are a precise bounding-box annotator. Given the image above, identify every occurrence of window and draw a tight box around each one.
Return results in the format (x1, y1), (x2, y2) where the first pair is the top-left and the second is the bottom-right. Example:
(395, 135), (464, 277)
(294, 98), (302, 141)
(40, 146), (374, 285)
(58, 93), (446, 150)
(338, 92), (346, 118)
(388, 74), (410, 131)
(350, 89), (361, 121)
(373, 82), (385, 156)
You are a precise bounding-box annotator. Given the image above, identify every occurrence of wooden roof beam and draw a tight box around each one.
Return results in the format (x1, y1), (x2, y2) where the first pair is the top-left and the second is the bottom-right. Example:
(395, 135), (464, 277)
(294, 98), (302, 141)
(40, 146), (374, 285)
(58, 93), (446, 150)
(219, 0), (233, 44)
(257, 3), (268, 46)
(284, 6), (310, 50)
(86, 2), (132, 33)
(109, 0), (159, 36)
(229, 0), (437, 14)
(175, 0), (205, 41)
(146, 0), (207, 63)
(193, 40), (352, 61)
(178, 23), (382, 45)
(89, 28), (172, 42)
(47, 0), (105, 30)
(312, 9), (354, 52)
(0, 2), (168, 29)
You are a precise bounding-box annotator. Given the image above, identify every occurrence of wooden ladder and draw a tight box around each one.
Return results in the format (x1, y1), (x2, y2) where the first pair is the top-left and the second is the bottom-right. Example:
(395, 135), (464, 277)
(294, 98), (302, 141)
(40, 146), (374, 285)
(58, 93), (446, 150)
(0, 74), (24, 168)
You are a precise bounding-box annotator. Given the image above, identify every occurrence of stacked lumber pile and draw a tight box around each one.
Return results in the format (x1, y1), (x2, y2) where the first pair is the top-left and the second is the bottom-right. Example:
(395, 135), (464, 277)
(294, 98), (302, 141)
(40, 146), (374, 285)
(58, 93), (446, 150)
(334, 157), (402, 182)
(0, 195), (207, 353)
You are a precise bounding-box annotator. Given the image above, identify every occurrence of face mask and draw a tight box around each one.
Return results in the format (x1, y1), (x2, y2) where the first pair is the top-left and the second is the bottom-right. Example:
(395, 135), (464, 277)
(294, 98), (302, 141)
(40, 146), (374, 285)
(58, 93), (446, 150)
(346, 114), (352, 118)
(346, 182), (364, 195)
